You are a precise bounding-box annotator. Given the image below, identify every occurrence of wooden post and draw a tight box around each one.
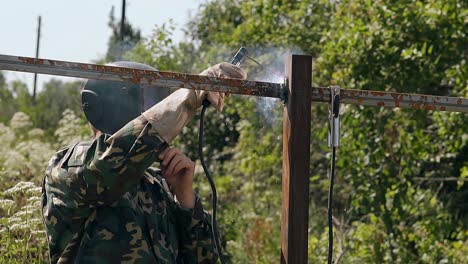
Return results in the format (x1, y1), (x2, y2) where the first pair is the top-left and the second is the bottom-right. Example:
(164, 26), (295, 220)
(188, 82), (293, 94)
(281, 55), (312, 264)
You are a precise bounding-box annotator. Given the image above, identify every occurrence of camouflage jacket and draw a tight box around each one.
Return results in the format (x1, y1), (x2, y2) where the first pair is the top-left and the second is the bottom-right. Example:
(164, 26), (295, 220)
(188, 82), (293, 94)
(41, 116), (217, 263)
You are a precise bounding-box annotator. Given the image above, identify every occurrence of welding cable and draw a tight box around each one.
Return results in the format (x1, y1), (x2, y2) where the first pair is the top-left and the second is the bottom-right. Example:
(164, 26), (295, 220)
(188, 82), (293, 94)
(199, 100), (226, 264)
(328, 146), (336, 264)
(327, 88), (340, 264)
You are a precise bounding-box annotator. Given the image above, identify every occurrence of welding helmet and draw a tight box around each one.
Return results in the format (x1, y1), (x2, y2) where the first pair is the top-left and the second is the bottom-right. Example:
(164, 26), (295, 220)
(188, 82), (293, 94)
(81, 61), (171, 134)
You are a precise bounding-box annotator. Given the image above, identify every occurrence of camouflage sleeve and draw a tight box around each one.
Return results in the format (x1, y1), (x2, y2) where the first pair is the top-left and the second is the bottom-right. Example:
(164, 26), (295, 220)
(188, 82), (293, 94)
(75, 115), (167, 207)
(175, 196), (219, 263)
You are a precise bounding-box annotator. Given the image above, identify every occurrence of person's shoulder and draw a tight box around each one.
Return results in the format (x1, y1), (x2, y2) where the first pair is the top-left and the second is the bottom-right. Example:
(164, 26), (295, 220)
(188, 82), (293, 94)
(46, 141), (93, 172)
(67, 141), (93, 167)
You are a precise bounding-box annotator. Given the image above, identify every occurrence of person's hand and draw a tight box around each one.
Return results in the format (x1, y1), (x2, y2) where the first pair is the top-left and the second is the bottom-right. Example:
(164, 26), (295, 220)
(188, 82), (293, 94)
(198, 62), (247, 111)
(159, 147), (196, 208)
(141, 62), (247, 144)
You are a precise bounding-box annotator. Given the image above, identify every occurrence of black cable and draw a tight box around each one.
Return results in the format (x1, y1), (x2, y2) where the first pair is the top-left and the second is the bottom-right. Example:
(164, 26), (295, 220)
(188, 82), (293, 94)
(199, 100), (226, 264)
(328, 146), (337, 264)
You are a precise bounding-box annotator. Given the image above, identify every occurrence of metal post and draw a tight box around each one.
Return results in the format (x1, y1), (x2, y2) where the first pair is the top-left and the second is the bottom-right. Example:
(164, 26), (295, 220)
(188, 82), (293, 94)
(281, 55), (312, 264)
(32, 15), (41, 100)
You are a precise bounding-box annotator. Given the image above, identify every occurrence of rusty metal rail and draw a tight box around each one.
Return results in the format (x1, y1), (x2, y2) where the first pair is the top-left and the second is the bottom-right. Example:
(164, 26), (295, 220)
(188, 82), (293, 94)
(0, 54), (284, 99)
(313, 87), (468, 113)
(0, 54), (467, 112)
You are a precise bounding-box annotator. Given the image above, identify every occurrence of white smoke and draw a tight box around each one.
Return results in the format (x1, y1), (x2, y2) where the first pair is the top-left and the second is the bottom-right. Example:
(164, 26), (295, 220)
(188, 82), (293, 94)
(244, 47), (306, 126)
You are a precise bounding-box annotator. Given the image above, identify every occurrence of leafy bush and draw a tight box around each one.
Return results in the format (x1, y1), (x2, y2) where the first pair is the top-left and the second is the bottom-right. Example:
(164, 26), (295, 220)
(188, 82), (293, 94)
(0, 110), (90, 262)
(0, 181), (47, 263)
(1, 0), (467, 263)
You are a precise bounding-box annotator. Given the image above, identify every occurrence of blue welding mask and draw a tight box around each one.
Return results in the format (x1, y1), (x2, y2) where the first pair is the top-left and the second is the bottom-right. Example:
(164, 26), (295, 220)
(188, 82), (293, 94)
(81, 61), (171, 134)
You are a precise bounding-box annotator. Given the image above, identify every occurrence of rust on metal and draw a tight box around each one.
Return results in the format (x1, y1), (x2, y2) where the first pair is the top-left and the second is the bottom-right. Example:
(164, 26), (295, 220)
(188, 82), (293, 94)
(371, 91), (386, 96)
(0, 54), (284, 99)
(1, 54), (467, 112)
(18, 57), (43, 65)
(312, 86), (468, 113)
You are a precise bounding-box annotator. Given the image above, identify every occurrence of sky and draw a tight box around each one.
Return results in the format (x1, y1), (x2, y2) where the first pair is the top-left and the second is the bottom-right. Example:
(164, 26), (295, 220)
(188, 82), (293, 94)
(0, 0), (202, 92)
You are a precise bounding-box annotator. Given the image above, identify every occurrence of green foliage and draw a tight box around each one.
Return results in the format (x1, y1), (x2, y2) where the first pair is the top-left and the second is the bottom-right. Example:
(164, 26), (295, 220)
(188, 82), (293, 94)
(315, 0), (467, 95)
(174, 0), (467, 262)
(0, 112), (53, 188)
(312, 1), (468, 262)
(0, 181), (47, 263)
(0, 73), (20, 123)
(0, 77), (86, 139)
(1, 0), (467, 263)
(0, 111), (90, 262)
(188, 0), (332, 56)
(54, 109), (91, 147)
(126, 20), (200, 72)
(30, 80), (85, 137)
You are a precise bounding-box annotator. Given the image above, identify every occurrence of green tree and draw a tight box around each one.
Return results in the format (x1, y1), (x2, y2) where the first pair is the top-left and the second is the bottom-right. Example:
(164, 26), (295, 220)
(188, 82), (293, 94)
(314, 1), (467, 262)
(30, 79), (85, 138)
(0, 72), (17, 123)
(130, 0), (467, 262)
(1, 0), (466, 262)
(0, 73), (86, 139)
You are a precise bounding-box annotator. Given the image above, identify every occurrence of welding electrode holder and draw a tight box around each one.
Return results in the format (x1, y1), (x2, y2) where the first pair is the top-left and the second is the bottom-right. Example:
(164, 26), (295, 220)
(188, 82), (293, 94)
(230, 47), (248, 67)
(328, 86), (340, 148)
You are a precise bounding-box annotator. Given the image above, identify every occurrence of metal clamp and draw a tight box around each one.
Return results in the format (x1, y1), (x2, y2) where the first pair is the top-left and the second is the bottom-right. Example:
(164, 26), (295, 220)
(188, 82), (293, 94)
(328, 86), (340, 147)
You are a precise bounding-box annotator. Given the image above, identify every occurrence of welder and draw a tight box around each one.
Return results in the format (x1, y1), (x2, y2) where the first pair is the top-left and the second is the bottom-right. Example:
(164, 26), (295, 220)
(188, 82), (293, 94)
(41, 61), (246, 263)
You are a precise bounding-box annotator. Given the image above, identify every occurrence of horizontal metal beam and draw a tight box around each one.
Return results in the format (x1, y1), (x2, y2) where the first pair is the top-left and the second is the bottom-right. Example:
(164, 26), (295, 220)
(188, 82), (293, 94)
(0, 54), (467, 112)
(312, 87), (468, 113)
(0, 54), (284, 99)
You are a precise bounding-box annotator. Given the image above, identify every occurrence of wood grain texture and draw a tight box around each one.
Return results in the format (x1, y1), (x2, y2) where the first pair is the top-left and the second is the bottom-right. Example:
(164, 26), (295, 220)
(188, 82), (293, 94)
(281, 55), (312, 264)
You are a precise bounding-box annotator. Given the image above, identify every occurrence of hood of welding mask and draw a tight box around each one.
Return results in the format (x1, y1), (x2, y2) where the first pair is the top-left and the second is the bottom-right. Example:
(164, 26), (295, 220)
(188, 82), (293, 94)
(81, 61), (171, 134)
